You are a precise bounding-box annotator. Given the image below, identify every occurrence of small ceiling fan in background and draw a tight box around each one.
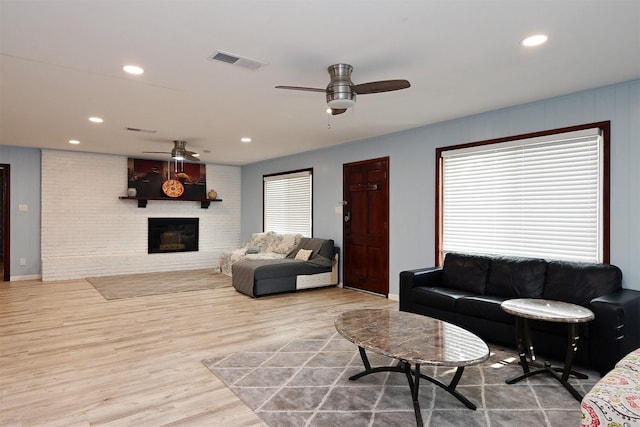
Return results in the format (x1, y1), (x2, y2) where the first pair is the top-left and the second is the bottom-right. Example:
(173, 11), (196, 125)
(142, 140), (200, 162)
(276, 63), (411, 115)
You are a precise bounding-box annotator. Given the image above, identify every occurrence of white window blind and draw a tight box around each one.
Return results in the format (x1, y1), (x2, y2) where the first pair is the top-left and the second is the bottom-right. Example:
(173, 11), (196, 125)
(264, 170), (312, 237)
(442, 128), (602, 263)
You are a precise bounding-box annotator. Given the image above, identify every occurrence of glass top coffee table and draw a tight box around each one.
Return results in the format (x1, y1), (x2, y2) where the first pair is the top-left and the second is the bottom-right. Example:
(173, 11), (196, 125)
(501, 298), (595, 401)
(335, 309), (489, 426)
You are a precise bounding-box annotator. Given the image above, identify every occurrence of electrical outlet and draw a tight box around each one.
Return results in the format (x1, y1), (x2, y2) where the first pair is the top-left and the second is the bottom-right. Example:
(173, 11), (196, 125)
(19, 204), (29, 212)
(20, 258), (26, 266)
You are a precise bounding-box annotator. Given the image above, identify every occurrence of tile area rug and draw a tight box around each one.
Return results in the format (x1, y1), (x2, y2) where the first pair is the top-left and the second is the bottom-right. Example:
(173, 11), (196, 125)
(202, 330), (599, 427)
(87, 268), (230, 300)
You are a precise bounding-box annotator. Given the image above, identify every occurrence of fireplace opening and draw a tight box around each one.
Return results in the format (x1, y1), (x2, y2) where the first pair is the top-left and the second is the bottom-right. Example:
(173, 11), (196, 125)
(148, 218), (199, 254)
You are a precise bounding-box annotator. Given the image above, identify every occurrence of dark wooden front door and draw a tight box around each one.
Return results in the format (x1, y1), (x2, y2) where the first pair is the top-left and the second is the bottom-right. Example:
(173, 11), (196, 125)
(343, 157), (389, 295)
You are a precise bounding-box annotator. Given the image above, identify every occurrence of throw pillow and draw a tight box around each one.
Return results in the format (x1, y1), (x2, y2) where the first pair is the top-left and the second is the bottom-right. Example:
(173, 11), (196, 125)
(245, 246), (260, 254)
(295, 249), (313, 261)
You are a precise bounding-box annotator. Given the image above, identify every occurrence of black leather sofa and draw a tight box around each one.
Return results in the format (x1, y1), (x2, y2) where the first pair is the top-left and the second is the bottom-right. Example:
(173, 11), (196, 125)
(400, 252), (640, 375)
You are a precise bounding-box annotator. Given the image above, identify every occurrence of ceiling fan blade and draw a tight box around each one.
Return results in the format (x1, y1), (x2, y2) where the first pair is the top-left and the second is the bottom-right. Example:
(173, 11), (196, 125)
(354, 79), (411, 94)
(275, 85), (326, 93)
(142, 151), (171, 154)
(185, 154), (200, 162)
(331, 108), (347, 116)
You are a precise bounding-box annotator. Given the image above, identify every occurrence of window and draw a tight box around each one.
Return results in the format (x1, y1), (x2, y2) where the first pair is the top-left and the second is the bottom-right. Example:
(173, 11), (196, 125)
(263, 168), (312, 237)
(436, 122), (610, 265)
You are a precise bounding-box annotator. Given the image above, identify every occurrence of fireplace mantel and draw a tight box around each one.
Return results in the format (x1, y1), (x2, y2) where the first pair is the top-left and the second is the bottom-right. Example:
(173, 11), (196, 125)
(119, 196), (222, 209)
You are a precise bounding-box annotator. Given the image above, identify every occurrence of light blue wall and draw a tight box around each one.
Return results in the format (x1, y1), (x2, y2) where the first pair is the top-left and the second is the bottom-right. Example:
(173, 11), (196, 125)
(241, 79), (640, 294)
(0, 146), (41, 278)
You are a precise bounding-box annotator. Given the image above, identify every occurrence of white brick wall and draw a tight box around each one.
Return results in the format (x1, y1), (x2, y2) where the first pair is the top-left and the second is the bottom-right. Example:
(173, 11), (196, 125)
(41, 150), (241, 281)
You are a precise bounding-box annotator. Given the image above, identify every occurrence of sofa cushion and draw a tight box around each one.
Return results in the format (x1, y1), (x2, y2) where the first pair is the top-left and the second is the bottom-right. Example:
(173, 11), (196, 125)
(457, 295), (514, 324)
(287, 238), (334, 260)
(485, 256), (547, 298)
(317, 239), (335, 260)
(409, 287), (475, 312)
(581, 363), (640, 427)
(543, 261), (622, 307)
(616, 348), (640, 372)
(442, 253), (491, 294)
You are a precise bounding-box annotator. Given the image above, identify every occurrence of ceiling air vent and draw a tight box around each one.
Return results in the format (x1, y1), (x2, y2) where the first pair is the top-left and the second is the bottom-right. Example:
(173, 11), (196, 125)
(210, 50), (267, 70)
(125, 127), (157, 133)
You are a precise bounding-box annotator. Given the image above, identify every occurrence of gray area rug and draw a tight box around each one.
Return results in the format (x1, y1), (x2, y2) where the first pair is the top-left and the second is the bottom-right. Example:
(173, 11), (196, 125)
(87, 269), (230, 300)
(202, 330), (599, 427)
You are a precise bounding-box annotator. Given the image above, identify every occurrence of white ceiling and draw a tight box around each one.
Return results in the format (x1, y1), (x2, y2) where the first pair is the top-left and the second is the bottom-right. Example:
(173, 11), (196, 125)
(1, 1), (639, 166)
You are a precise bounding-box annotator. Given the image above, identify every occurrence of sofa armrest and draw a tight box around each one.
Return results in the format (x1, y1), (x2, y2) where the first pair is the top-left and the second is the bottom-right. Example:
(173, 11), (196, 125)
(399, 267), (443, 311)
(589, 288), (640, 373)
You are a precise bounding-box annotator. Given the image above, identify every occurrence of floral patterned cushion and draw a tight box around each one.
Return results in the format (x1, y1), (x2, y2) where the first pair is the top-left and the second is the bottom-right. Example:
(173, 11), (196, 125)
(246, 231), (276, 252)
(266, 233), (302, 254)
(581, 349), (640, 426)
(616, 348), (640, 372)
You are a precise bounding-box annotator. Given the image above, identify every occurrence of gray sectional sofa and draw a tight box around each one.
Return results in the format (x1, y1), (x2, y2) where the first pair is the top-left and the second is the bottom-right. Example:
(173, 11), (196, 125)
(232, 237), (339, 297)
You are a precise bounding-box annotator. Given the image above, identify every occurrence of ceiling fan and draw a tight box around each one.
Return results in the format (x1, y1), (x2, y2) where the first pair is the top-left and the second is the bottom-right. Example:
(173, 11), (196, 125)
(143, 140), (200, 162)
(276, 63), (410, 115)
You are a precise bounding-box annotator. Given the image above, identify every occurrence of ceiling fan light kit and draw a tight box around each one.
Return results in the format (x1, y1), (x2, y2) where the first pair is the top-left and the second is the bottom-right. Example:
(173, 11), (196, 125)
(276, 63), (410, 115)
(171, 147), (185, 160)
(171, 140), (189, 160)
(326, 93), (356, 109)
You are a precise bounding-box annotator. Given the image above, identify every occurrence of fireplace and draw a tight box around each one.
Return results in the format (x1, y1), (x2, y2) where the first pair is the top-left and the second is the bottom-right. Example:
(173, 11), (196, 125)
(148, 218), (199, 254)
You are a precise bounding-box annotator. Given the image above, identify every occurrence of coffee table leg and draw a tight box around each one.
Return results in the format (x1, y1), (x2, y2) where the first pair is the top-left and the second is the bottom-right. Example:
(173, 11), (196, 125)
(506, 320), (587, 401)
(417, 366), (477, 410)
(514, 317), (532, 372)
(349, 347), (477, 426)
(403, 362), (424, 427)
(357, 345), (372, 371)
(350, 346), (405, 381)
(560, 324), (587, 381)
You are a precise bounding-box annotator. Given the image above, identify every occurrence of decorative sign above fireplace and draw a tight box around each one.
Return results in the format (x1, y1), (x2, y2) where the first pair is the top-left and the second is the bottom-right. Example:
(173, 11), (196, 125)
(148, 217), (199, 254)
(128, 158), (206, 199)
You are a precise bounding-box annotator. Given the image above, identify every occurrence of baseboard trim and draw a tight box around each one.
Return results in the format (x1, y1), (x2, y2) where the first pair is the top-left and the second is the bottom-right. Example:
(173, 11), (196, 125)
(9, 274), (42, 281)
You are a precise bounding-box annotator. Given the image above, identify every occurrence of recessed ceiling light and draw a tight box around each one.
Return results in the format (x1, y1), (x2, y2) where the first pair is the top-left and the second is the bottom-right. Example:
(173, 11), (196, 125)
(241, 137), (252, 143)
(69, 139), (80, 145)
(89, 117), (103, 123)
(522, 34), (548, 47)
(123, 65), (144, 75)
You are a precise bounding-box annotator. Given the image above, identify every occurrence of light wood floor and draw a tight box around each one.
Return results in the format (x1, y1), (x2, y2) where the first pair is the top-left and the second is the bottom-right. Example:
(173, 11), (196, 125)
(0, 277), (397, 426)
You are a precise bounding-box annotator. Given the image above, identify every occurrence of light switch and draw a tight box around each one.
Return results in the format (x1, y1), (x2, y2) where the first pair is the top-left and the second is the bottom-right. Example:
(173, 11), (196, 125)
(19, 204), (29, 212)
